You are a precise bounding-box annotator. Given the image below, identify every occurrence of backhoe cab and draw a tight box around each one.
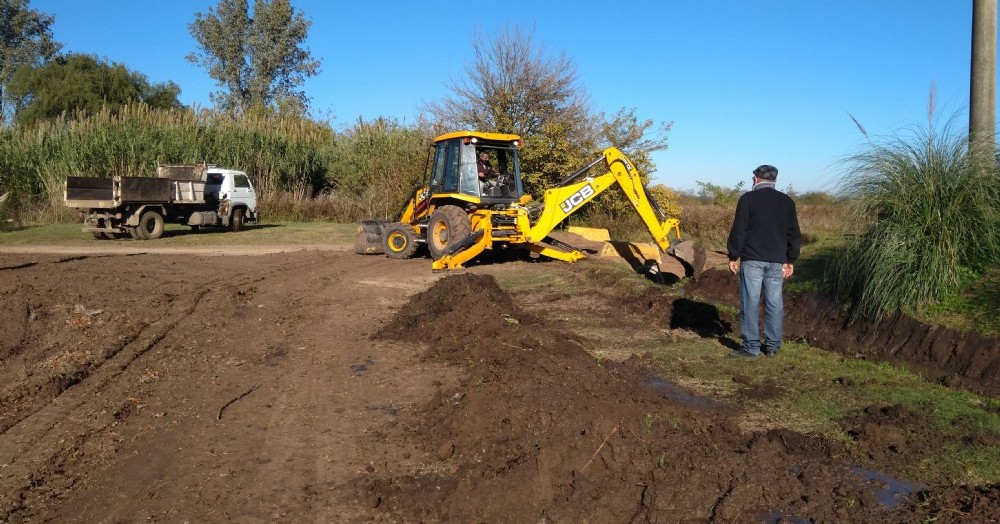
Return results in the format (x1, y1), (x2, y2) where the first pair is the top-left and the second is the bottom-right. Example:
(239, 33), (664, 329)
(356, 130), (695, 274)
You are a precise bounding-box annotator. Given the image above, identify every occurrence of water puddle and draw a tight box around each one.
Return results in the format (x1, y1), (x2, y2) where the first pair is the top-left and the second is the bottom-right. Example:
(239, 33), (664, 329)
(850, 466), (926, 508)
(643, 376), (718, 410)
(350, 358), (375, 373)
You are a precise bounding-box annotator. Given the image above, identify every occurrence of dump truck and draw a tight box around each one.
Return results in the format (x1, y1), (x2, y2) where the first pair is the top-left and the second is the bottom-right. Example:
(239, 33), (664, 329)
(64, 164), (258, 240)
(356, 130), (702, 273)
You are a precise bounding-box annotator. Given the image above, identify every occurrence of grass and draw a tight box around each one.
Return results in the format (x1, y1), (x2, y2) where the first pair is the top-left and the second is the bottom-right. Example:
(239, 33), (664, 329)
(498, 258), (1000, 487)
(829, 114), (1000, 323)
(0, 221), (358, 245)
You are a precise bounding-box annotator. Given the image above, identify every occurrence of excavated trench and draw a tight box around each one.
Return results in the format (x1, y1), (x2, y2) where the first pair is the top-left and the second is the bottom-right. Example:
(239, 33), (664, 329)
(687, 268), (1000, 397)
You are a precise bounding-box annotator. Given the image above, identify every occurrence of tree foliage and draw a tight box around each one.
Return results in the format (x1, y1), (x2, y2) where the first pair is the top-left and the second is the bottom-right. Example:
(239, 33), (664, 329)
(7, 53), (181, 127)
(0, 0), (61, 123)
(187, 0), (320, 115)
(424, 26), (598, 194)
(425, 26), (675, 203)
(600, 107), (671, 177)
(588, 107), (675, 220)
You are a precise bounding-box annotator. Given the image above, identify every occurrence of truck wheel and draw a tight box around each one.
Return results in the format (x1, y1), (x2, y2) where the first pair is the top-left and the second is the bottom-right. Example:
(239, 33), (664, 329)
(138, 210), (164, 240)
(427, 205), (471, 259)
(128, 227), (145, 240)
(231, 208), (245, 232)
(92, 232), (113, 240)
(382, 222), (419, 259)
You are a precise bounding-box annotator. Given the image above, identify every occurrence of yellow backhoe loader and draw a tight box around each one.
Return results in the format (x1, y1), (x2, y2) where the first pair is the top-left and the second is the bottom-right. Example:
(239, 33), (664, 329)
(356, 130), (701, 274)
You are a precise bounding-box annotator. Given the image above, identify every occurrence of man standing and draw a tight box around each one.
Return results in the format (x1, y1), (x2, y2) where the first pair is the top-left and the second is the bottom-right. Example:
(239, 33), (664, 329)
(726, 165), (801, 358)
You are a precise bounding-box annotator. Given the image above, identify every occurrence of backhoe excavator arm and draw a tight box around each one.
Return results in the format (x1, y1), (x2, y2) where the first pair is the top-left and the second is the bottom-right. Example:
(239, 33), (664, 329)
(527, 147), (681, 253)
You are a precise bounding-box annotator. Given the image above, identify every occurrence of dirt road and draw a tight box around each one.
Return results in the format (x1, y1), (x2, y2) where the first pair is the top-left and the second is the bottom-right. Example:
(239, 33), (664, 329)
(0, 244), (996, 522)
(0, 246), (452, 522)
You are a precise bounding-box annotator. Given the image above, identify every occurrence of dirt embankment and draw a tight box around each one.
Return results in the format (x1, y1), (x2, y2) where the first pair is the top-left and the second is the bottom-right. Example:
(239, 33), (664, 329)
(687, 268), (1000, 396)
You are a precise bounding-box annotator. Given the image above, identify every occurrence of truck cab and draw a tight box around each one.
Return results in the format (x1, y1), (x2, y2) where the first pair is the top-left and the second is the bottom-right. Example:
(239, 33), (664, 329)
(204, 168), (257, 222)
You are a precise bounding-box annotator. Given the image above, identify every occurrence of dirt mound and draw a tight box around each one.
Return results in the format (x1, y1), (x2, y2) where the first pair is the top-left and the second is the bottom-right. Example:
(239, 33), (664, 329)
(360, 274), (958, 522)
(690, 269), (1000, 396)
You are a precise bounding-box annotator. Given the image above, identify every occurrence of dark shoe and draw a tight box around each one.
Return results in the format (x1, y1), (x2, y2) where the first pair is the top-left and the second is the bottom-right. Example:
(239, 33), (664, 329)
(762, 348), (779, 357)
(727, 350), (760, 359)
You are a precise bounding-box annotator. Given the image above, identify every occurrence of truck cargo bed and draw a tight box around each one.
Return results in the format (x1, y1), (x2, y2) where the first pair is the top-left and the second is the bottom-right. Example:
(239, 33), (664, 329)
(66, 177), (113, 200)
(65, 176), (207, 207)
(120, 177), (172, 202)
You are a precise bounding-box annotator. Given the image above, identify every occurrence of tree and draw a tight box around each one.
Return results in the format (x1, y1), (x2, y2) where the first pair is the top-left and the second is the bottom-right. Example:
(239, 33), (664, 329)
(7, 53), (182, 127)
(425, 27), (672, 199)
(187, 0), (320, 116)
(424, 26), (599, 193)
(600, 107), (671, 180)
(0, 0), (61, 124)
(587, 107), (675, 221)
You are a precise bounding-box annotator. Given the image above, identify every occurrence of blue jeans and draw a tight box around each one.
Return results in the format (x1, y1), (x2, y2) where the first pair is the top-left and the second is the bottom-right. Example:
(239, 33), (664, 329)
(738, 260), (784, 355)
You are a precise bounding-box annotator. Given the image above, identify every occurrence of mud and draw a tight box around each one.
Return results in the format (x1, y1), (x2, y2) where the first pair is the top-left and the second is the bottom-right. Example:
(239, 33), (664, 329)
(360, 273), (999, 523)
(0, 247), (996, 523)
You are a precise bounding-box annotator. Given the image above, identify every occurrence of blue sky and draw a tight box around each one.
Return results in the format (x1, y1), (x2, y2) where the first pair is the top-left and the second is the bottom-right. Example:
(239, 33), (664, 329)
(29, 1), (990, 193)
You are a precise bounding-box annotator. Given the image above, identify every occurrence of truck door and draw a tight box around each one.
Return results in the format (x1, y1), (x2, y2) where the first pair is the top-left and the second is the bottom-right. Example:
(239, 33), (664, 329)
(228, 173), (257, 212)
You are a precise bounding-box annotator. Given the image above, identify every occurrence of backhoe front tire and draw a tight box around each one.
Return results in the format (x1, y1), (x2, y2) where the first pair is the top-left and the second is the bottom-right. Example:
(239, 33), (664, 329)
(381, 222), (419, 259)
(427, 205), (472, 260)
(137, 210), (164, 240)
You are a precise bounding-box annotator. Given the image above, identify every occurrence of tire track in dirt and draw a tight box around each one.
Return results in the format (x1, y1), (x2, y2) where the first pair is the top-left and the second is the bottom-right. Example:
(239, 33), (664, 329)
(0, 253), (326, 435)
(3, 252), (454, 522)
(0, 253), (344, 521)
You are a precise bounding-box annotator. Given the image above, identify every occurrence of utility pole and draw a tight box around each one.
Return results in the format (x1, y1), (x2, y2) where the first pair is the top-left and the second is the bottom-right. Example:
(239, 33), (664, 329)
(970, 0), (997, 160)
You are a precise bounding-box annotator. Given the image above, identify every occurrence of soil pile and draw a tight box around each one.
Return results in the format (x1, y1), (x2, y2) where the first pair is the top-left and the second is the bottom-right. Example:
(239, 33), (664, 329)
(361, 274), (954, 523)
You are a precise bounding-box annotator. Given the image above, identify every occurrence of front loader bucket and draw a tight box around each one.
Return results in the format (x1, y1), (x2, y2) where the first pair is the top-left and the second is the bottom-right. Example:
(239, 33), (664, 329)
(355, 220), (389, 255)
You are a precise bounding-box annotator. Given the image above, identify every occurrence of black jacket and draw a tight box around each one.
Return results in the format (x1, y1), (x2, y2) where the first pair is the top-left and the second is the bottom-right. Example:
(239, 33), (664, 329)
(727, 185), (801, 264)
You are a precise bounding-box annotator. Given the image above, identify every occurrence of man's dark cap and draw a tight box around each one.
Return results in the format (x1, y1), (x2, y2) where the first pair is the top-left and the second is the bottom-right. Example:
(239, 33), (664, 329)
(753, 165), (778, 180)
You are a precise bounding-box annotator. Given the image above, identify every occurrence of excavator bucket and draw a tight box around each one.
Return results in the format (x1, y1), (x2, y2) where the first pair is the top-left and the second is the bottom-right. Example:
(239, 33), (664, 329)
(668, 239), (706, 279)
(355, 220), (389, 255)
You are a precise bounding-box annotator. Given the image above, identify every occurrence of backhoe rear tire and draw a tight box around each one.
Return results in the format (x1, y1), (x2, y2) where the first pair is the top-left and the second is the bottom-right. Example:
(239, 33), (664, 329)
(381, 222), (419, 259)
(427, 205), (472, 260)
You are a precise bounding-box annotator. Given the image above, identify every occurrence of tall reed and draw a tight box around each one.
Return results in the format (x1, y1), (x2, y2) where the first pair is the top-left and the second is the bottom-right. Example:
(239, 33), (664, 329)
(1, 104), (336, 217)
(829, 118), (1000, 321)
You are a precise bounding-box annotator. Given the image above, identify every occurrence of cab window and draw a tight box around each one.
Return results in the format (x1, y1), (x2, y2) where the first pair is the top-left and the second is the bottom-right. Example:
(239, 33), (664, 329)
(442, 140), (459, 192)
(233, 174), (251, 189)
(459, 142), (478, 197)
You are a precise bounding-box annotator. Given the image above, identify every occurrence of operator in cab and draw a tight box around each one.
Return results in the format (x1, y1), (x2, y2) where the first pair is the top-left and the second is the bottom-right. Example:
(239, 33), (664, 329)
(477, 150), (499, 189)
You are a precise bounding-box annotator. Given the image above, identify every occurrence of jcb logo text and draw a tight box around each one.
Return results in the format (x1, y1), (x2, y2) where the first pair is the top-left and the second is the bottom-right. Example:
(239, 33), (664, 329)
(559, 184), (595, 213)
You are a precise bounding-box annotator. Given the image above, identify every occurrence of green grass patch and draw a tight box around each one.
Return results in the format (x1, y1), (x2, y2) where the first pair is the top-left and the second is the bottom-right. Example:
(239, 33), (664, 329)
(652, 340), (1000, 486)
(0, 221), (358, 246)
